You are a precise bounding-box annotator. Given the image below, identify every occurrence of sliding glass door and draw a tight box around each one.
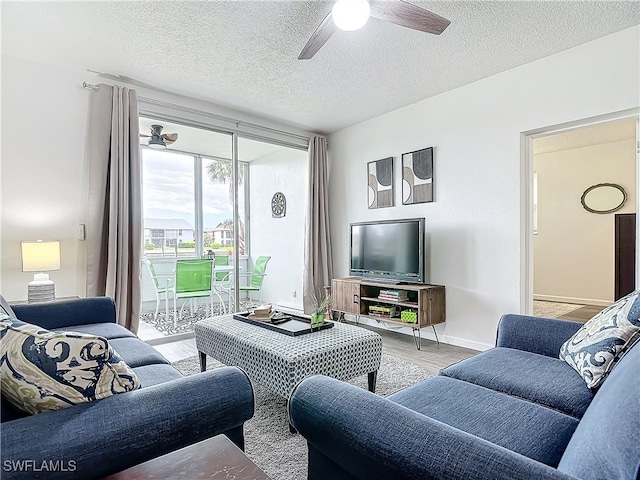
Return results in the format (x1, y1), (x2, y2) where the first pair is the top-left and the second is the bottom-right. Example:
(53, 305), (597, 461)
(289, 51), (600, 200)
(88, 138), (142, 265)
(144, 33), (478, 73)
(138, 116), (308, 339)
(139, 118), (245, 338)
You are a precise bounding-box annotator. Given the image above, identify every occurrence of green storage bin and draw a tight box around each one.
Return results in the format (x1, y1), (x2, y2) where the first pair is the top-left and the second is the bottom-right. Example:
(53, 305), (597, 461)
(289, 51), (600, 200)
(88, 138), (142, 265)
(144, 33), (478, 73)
(401, 309), (417, 323)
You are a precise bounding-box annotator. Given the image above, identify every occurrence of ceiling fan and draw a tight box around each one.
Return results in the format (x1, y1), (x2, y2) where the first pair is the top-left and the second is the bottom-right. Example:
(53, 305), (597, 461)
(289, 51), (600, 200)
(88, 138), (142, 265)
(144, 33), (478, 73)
(299, 0), (450, 60)
(140, 124), (178, 149)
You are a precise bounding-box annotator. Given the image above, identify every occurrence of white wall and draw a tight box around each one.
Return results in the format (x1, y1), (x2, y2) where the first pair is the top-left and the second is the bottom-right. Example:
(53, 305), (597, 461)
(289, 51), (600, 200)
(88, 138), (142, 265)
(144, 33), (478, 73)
(249, 148), (308, 310)
(1, 55), (90, 301)
(328, 26), (640, 351)
(534, 138), (636, 305)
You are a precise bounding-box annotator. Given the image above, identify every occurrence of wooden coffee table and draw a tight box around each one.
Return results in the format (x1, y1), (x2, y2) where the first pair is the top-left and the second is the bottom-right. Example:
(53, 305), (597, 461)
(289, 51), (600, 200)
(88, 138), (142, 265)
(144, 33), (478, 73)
(103, 434), (271, 479)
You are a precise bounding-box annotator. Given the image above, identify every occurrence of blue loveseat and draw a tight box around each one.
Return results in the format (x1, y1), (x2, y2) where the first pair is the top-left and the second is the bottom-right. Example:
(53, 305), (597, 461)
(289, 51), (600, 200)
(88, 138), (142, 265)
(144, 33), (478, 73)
(0, 296), (254, 479)
(289, 314), (640, 480)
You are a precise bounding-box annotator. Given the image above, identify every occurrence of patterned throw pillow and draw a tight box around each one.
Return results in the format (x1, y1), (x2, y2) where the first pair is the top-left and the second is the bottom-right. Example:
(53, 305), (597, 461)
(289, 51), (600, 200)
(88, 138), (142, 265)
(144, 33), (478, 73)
(559, 290), (640, 389)
(0, 318), (140, 414)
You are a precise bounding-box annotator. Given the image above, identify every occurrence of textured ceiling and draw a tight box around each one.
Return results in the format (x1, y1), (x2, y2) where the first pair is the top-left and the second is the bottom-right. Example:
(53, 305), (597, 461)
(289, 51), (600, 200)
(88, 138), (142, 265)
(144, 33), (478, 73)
(533, 118), (637, 155)
(2, 1), (639, 134)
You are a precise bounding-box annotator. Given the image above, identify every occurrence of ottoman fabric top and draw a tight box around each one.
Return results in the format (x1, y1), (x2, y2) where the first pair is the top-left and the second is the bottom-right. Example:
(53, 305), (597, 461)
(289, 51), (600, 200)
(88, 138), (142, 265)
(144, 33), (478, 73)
(195, 315), (382, 397)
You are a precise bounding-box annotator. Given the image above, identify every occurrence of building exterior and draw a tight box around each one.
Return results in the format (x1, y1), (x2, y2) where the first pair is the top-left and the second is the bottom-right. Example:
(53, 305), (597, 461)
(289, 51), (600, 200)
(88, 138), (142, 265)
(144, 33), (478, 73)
(144, 219), (194, 248)
(204, 225), (233, 247)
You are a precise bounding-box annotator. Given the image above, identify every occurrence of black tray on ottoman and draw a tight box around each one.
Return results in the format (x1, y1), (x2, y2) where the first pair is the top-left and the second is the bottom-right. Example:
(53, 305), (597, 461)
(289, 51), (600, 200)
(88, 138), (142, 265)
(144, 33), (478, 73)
(232, 311), (334, 336)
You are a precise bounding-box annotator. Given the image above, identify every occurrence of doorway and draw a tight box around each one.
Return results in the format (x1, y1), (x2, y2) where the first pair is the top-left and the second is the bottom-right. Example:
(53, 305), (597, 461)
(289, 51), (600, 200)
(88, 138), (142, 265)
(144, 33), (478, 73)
(522, 111), (639, 320)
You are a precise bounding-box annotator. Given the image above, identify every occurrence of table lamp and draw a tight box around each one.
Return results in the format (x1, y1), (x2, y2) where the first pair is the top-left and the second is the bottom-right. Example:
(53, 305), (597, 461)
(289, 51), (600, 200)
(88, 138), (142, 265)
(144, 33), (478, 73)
(21, 240), (60, 303)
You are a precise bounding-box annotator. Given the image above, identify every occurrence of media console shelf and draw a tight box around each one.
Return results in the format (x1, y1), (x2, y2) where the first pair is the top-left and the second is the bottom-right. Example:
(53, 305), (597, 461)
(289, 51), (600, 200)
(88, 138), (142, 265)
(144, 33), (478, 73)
(330, 277), (445, 350)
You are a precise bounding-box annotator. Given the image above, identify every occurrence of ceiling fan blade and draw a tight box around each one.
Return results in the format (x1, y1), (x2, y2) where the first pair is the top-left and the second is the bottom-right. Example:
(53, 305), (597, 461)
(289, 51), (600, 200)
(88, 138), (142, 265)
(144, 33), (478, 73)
(369, 0), (450, 35)
(140, 134), (151, 138)
(298, 10), (338, 60)
(162, 133), (178, 145)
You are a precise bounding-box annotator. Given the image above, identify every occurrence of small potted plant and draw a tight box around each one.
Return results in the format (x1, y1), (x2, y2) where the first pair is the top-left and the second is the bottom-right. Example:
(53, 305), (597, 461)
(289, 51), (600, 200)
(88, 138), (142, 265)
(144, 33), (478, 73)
(309, 292), (332, 328)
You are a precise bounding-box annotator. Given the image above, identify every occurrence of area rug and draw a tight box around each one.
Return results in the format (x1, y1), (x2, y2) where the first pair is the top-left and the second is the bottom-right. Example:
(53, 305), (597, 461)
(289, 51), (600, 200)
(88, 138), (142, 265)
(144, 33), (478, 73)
(140, 305), (224, 336)
(172, 353), (430, 480)
(141, 300), (262, 336)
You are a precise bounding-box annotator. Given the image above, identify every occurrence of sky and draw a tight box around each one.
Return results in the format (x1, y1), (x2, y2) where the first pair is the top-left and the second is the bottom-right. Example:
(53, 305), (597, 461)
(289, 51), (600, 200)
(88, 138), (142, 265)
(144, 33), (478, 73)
(142, 149), (244, 229)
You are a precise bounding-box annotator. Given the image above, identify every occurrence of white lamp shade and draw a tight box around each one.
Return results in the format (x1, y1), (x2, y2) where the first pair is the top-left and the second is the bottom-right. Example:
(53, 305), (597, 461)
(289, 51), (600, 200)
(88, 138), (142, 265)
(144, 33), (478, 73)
(21, 241), (61, 272)
(332, 0), (370, 31)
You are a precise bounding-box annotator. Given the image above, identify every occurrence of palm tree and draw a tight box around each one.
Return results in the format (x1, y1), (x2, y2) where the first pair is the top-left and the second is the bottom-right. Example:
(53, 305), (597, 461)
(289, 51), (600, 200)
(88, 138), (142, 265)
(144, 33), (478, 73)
(220, 218), (234, 230)
(207, 160), (245, 252)
(206, 160), (244, 199)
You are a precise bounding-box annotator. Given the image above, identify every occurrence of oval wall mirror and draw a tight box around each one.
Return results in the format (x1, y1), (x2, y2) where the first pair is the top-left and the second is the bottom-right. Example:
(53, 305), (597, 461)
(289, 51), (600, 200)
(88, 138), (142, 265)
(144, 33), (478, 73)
(580, 183), (627, 214)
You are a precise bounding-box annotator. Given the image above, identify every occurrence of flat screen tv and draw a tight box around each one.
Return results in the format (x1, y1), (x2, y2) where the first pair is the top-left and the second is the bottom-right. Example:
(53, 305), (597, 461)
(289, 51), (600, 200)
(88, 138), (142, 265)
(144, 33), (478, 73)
(349, 218), (425, 284)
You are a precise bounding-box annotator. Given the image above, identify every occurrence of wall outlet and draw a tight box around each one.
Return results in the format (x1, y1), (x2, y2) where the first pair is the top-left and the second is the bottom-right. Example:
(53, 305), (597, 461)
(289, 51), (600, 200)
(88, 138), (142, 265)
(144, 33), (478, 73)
(77, 224), (86, 241)
(291, 290), (297, 298)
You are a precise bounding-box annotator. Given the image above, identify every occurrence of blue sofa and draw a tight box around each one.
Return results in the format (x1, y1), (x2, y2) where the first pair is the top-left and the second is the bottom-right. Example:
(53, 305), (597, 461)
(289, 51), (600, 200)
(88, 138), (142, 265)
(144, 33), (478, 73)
(289, 314), (640, 480)
(1, 296), (254, 479)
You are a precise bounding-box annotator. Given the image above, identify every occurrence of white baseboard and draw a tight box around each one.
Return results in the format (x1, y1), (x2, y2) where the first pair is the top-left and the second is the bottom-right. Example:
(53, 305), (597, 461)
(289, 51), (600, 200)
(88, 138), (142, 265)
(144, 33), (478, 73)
(533, 294), (611, 307)
(443, 335), (492, 352)
(145, 331), (194, 346)
(276, 301), (303, 311)
(344, 315), (492, 352)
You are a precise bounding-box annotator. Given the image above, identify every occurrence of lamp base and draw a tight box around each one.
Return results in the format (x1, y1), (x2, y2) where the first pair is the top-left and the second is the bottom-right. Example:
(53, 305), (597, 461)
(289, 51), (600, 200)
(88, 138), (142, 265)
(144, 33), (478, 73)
(28, 280), (55, 304)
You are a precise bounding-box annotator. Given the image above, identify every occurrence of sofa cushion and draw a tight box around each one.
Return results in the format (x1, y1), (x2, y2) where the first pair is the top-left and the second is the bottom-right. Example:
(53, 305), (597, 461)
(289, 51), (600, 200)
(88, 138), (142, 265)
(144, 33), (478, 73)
(108, 337), (169, 368)
(558, 341), (640, 480)
(133, 364), (184, 388)
(57, 322), (136, 340)
(559, 290), (640, 389)
(0, 318), (140, 415)
(389, 376), (579, 467)
(440, 347), (593, 418)
(11, 297), (117, 330)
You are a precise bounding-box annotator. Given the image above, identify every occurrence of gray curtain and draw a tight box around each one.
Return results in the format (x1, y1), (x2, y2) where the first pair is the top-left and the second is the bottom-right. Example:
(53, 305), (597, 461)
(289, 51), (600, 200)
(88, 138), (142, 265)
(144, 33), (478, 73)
(86, 84), (142, 333)
(303, 135), (333, 313)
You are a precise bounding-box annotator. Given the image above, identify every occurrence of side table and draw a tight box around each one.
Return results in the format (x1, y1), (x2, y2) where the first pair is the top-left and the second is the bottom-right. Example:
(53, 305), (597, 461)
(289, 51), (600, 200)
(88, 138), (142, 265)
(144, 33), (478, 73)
(102, 434), (271, 480)
(9, 296), (80, 305)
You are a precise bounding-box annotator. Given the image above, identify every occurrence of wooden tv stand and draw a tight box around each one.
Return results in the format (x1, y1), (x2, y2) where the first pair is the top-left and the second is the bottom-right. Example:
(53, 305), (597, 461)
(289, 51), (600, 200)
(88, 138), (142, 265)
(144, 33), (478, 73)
(330, 277), (445, 350)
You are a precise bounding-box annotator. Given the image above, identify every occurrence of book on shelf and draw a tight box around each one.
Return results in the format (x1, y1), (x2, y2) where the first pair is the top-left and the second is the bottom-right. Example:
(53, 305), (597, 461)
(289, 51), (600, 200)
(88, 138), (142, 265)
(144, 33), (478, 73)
(368, 311), (398, 318)
(380, 289), (400, 295)
(379, 289), (407, 296)
(369, 305), (396, 313)
(378, 294), (408, 301)
(378, 291), (408, 301)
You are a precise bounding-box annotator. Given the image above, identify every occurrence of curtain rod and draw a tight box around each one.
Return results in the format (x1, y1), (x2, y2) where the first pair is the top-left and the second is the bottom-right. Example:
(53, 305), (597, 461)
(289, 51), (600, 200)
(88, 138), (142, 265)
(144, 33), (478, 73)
(82, 81), (310, 145)
(82, 82), (100, 91)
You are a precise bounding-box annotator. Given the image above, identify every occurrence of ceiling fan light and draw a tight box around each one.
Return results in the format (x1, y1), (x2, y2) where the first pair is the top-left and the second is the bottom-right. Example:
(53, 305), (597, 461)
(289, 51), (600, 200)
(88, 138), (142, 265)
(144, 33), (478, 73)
(332, 0), (370, 31)
(148, 136), (166, 148)
(148, 124), (167, 149)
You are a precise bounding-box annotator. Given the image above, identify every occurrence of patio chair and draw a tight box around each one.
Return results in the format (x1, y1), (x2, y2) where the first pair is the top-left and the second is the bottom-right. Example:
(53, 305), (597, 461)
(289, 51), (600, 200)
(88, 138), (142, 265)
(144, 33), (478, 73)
(142, 257), (175, 324)
(174, 259), (224, 325)
(211, 254), (230, 315)
(222, 255), (271, 311)
(211, 254), (229, 307)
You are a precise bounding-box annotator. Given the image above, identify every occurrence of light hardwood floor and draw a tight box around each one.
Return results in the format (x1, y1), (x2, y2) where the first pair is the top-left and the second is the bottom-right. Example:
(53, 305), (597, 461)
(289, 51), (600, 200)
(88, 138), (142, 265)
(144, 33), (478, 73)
(558, 305), (605, 323)
(153, 321), (480, 375)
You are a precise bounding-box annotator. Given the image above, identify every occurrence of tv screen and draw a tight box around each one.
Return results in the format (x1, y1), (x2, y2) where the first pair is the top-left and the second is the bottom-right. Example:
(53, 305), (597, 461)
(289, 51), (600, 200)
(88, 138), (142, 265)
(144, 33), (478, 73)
(350, 218), (425, 284)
